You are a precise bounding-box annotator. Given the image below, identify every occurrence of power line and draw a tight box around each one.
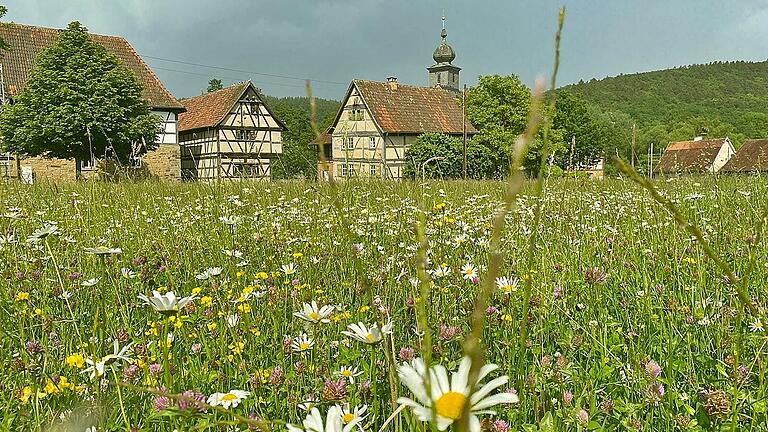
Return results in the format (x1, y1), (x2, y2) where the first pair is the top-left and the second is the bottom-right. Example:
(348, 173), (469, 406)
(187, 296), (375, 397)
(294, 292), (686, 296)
(141, 54), (347, 86)
(148, 65), (310, 90)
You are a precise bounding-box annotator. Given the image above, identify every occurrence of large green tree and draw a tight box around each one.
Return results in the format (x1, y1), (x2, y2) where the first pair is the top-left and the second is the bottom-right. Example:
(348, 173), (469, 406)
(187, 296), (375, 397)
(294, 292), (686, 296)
(403, 133), (496, 180)
(552, 90), (605, 169)
(206, 78), (224, 93)
(0, 21), (160, 178)
(0, 6), (9, 52)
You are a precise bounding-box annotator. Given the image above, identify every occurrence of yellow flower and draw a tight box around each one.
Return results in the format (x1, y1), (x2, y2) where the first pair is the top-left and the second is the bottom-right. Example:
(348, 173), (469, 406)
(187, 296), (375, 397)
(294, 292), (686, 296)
(44, 380), (61, 395)
(65, 353), (85, 369)
(256, 272), (269, 280)
(207, 322), (217, 331)
(683, 257), (696, 264)
(236, 271), (246, 278)
(243, 286), (254, 295)
(201, 296), (213, 307)
(15, 291), (30, 301)
(192, 287), (202, 295)
(229, 341), (245, 355)
(359, 306), (371, 313)
(501, 314), (513, 322)
(237, 303), (251, 313)
(292, 252), (304, 259)
(34, 308), (44, 316)
(19, 386), (32, 404)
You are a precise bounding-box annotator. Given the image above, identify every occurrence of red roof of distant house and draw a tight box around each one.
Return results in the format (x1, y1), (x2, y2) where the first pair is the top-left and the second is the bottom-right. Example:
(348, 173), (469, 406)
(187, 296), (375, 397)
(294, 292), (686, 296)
(0, 23), (184, 111)
(656, 138), (730, 173)
(721, 139), (768, 172)
(350, 80), (478, 135)
(178, 81), (286, 132)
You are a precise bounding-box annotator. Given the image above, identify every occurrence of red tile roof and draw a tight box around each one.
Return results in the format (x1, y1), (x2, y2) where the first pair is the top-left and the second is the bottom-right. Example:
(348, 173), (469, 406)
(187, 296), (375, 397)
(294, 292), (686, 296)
(721, 139), (768, 172)
(0, 23), (183, 111)
(656, 138), (729, 173)
(178, 82), (250, 132)
(352, 80), (478, 134)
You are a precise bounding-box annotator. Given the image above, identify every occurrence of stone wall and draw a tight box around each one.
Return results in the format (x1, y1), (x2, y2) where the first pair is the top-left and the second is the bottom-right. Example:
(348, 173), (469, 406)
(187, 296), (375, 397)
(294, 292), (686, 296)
(2, 144), (181, 183)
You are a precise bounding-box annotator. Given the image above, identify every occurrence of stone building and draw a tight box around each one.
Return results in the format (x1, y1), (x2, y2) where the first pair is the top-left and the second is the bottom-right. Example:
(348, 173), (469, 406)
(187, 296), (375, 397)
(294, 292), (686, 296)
(317, 18), (477, 180)
(178, 81), (285, 181)
(0, 23), (185, 182)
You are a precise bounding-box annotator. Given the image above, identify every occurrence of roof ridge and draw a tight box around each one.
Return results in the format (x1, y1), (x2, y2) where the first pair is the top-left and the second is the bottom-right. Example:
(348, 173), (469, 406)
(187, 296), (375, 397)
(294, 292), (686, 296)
(353, 78), (442, 91)
(5, 21), (126, 40)
(181, 81), (250, 103)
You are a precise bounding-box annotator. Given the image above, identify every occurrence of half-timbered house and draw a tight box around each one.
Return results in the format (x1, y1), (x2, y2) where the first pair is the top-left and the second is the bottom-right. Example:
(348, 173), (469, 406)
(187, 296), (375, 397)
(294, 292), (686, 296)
(0, 23), (185, 182)
(321, 78), (477, 180)
(178, 81), (285, 181)
(316, 18), (476, 180)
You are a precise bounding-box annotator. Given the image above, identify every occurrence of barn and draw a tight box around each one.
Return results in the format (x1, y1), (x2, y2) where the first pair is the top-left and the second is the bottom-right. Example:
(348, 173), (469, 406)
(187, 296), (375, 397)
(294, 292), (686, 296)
(721, 139), (768, 173)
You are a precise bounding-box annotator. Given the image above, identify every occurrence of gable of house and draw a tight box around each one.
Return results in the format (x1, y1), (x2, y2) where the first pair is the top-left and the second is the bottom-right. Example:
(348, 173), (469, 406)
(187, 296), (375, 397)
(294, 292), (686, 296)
(657, 138), (732, 174)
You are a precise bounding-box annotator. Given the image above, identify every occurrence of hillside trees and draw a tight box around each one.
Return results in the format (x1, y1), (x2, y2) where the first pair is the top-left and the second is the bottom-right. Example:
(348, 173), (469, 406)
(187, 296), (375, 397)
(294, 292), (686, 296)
(0, 21), (160, 179)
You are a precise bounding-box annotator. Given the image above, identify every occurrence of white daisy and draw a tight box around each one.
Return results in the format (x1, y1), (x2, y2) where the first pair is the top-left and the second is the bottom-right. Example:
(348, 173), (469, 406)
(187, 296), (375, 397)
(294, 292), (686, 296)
(294, 301), (334, 324)
(495, 276), (519, 294)
(337, 366), (363, 383)
(138, 290), (196, 315)
(461, 263), (478, 281)
(287, 406), (362, 432)
(207, 389), (249, 409)
(342, 321), (393, 345)
(80, 278), (100, 287)
(281, 263), (298, 275)
(291, 333), (315, 352)
(750, 318), (764, 332)
(397, 357), (519, 432)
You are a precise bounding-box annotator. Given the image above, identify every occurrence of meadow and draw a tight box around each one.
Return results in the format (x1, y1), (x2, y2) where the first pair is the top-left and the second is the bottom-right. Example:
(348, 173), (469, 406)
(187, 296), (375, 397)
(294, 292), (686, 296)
(1, 176), (767, 431)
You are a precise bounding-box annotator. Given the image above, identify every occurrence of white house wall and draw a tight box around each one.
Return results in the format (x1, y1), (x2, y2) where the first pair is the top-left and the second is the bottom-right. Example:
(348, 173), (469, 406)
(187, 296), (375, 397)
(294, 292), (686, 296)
(151, 110), (178, 145)
(711, 140), (735, 173)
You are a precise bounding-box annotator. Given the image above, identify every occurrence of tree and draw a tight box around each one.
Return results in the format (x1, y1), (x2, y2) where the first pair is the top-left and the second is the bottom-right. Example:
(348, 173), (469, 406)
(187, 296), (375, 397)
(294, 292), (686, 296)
(0, 6), (9, 52)
(206, 78), (224, 93)
(0, 21), (160, 179)
(403, 133), (496, 180)
(552, 90), (605, 169)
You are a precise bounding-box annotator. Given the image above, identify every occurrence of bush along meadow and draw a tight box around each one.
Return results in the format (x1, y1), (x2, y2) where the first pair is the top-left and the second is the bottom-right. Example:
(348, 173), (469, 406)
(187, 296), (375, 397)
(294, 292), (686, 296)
(0, 176), (767, 431)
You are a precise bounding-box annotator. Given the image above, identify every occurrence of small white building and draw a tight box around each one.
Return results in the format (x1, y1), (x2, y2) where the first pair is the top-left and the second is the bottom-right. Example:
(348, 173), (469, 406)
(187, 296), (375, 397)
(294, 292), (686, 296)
(656, 137), (735, 175)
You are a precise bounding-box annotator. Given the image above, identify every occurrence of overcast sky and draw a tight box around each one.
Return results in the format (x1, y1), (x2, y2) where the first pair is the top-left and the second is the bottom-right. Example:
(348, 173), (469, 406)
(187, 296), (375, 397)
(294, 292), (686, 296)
(5, 0), (768, 100)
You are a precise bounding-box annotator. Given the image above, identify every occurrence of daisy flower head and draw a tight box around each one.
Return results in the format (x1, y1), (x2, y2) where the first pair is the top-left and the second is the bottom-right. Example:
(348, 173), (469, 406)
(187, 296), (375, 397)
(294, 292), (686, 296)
(292, 333), (315, 352)
(750, 318), (764, 332)
(430, 265), (451, 278)
(337, 403), (368, 426)
(342, 321), (393, 345)
(294, 301), (334, 324)
(287, 405), (362, 432)
(397, 357), (518, 432)
(138, 290), (196, 316)
(281, 263), (298, 275)
(337, 366), (363, 383)
(495, 277), (519, 294)
(461, 263), (478, 281)
(207, 389), (249, 409)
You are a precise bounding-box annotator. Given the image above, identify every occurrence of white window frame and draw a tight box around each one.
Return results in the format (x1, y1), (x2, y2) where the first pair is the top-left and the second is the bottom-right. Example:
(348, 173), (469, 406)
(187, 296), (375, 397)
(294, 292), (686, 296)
(369, 137), (376, 149)
(0, 153), (11, 178)
(81, 157), (96, 170)
(341, 164), (349, 177)
(345, 137), (354, 150)
(369, 164), (377, 177)
(129, 155), (143, 169)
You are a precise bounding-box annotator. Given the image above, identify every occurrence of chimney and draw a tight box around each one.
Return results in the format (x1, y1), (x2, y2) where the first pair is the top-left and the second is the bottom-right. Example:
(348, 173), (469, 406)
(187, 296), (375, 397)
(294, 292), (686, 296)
(386, 76), (398, 90)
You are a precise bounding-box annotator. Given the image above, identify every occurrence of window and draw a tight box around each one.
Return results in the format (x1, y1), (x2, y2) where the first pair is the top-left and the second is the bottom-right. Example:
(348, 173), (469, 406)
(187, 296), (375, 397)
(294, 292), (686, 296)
(348, 108), (363, 121)
(343, 137), (354, 150)
(369, 164), (377, 177)
(129, 155), (143, 169)
(339, 164), (357, 177)
(81, 158), (96, 170)
(369, 137), (376, 149)
(232, 163), (262, 178)
(249, 102), (259, 114)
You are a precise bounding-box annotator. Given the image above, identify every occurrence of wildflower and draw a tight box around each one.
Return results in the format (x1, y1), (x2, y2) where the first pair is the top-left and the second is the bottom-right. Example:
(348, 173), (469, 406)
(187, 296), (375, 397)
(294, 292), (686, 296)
(287, 406), (362, 432)
(178, 390), (207, 412)
(491, 420), (510, 432)
(461, 263), (478, 281)
(201, 296), (213, 308)
(138, 290), (196, 316)
(80, 278), (100, 287)
(83, 246), (122, 255)
(338, 404), (368, 425)
(645, 382), (665, 403)
(342, 321), (393, 345)
(644, 360), (662, 380)
(496, 277), (518, 294)
(26, 340), (42, 355)
(576, 409), (590, 427)
(291, 333), (315, 352)
(269, 366), (285, 386)
(294, 301), (334, 324)
(66, 353), (85, 369)
(27, 224), (60, 242)
(207, 389), (250, 409)
(749, 318), (764, 332)
(220, 215), (242, 226)
(196, 267), (223, 280)
(154, 390), (172, 411)
(281, 263), (298, 275)
(322, 379), (348, 401)
(82, 341), (133, 380)
(397, 357), (518, 431)
(337, 366), (363, 383)
(15, 291), (30, 302)
(430, 265), (451, 278)
(399, 347), (416, 361)
(439, 324), (462, 341)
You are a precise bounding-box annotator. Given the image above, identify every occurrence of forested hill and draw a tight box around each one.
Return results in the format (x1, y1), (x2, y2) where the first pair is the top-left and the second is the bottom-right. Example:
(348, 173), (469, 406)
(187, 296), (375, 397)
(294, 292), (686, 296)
(562, 60), (768, 137)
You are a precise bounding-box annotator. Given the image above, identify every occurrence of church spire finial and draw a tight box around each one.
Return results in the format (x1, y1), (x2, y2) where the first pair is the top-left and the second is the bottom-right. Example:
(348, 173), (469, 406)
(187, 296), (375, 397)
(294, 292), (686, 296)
(441, 13), (447, 38)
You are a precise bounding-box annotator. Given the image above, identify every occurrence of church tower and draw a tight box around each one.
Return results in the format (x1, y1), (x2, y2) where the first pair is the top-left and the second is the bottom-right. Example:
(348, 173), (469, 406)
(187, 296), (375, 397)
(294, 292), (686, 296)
(428, 16), (461, 94)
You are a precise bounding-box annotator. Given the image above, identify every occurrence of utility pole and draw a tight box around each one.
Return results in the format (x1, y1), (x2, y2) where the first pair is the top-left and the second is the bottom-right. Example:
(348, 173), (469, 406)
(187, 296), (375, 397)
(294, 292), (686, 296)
(631, 123), (637, 168)
(462, 84), (467, 181)
(649, 142), (654, 178)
